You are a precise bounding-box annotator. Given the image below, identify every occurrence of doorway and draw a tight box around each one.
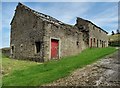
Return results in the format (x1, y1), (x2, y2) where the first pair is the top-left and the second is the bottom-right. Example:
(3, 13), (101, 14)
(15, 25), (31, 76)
(90, 38), (92, 48)
(97, 40), (98, 47)
(51, 39), (59, 59)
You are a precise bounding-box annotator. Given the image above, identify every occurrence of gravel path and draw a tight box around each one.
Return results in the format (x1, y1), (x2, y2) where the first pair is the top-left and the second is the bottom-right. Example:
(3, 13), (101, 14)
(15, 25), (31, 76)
(44, 48), (120, 86)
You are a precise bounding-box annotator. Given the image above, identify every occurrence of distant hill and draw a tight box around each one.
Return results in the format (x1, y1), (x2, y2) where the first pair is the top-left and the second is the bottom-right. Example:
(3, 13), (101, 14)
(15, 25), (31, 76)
(108, 34), (120, 47)
(109, 34), (120, 41)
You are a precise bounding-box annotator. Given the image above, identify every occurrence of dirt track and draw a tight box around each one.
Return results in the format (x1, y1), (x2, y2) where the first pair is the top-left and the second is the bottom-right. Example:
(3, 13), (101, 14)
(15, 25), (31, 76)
(45, 48), (120, 86)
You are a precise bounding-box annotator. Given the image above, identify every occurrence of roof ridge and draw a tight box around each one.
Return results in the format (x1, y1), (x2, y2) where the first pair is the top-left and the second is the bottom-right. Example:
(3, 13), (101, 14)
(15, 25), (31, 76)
(77, 17), (108, 34)
(17, 2), (64, 25)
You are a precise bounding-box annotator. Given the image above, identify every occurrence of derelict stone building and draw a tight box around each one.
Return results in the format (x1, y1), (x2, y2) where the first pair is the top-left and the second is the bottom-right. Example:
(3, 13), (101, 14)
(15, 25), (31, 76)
(10, 3), (108, 62)
(76, 18), (108, 48)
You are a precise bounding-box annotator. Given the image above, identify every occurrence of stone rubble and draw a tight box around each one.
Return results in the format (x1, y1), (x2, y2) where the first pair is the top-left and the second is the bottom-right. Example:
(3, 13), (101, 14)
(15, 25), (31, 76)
(44, 50), (120, 86)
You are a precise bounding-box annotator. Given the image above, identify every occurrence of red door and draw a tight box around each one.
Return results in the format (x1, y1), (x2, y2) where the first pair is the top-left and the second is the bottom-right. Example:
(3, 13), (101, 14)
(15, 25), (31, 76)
(90, 38), (92, 48)
(51, 39), (59, 59)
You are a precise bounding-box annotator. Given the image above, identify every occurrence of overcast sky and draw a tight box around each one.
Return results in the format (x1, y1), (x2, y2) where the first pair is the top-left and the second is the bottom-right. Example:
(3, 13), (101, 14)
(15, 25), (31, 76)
(1, 1), (118, 48)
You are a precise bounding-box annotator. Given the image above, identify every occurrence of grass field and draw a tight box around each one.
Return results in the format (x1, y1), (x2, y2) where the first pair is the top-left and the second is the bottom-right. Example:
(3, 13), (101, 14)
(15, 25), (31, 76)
(2, 47), (117, 86)
(109, 34), (120, 41)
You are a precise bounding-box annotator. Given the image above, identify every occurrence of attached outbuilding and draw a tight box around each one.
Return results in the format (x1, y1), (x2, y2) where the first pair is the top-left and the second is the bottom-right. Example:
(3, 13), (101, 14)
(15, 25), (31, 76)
(76, 17), (108, 48)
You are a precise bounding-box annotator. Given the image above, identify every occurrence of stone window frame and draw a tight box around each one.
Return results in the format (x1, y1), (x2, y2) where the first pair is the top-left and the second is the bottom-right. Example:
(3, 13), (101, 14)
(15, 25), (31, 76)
(76, 41), (79, 46)
(49, 37), (61, 60)
(35, 41), (41, 54)
(104, 41), (106, 47)
(100, 40), (102, 44)
(11, 44), (15, 55)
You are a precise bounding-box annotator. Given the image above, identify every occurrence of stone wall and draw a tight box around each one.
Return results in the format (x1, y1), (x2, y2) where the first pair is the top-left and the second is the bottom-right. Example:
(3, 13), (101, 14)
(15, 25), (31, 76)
(88, 23), (108, 48)
(10, 3), (87, 62)
(76, 17), (108, 48)
(10, 4), (45, 61)
(1, 47), (10, 57)
(43, 21), (85, 61)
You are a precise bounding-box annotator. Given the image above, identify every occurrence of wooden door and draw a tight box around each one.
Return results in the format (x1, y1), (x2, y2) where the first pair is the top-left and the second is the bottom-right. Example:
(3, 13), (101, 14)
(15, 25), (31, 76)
(51, 39), (59, 59)
(90, 38), (92, 48)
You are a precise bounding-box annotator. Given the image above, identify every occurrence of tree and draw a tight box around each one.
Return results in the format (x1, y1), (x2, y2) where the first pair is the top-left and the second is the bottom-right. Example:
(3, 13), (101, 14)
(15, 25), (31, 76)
(116, 29), (120, 34)
(111, 31), (115, 35)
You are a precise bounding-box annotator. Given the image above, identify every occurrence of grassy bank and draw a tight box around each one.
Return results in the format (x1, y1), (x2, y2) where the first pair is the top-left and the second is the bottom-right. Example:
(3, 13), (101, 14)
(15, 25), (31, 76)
(2, 47), (117, 86)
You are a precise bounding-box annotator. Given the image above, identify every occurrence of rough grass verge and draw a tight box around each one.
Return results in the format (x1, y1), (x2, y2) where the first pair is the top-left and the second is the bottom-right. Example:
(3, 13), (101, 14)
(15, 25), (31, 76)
(2, 47), (117, 86)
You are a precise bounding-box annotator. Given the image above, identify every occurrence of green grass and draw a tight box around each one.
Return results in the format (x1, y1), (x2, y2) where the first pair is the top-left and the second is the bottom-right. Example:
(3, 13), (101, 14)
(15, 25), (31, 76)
(2, 55), (41, 76)
(2, 47), (117, 86)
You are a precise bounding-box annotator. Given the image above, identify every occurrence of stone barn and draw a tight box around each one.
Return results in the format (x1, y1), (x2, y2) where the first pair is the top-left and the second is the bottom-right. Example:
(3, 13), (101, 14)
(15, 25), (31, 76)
(10, 3), (108, 62)
(76, 18), (108, 48)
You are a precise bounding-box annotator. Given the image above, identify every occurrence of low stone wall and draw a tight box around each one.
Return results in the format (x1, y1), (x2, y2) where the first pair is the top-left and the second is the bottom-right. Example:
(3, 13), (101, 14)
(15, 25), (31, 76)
(109, 41), (120, 47)
(2, 47), (10, 57)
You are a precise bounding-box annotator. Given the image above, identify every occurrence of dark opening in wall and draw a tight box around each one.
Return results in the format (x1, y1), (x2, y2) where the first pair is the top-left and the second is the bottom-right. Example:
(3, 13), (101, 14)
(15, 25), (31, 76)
(94, 38), (95, 43)
(102, 41), (104, 47)
(35, 41), (41, 53)
(97, 40), (99, 47)
(76, 41), (79, 48)
(11, 45), (15, 56)
(12, 46), (14, 52)
(90, 38), (92, 48)
(20, 44), (23, 51)
(79, 25), (84, 29)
